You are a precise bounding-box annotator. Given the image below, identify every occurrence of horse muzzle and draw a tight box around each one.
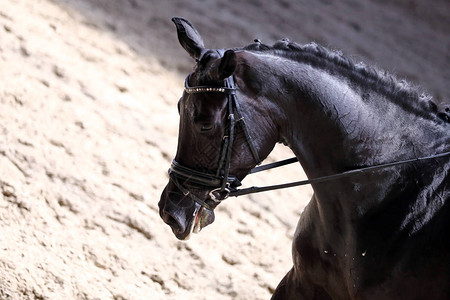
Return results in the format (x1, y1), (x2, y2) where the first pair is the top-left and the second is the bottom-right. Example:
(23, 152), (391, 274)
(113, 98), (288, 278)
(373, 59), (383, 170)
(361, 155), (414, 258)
(159, 184), (215, 240)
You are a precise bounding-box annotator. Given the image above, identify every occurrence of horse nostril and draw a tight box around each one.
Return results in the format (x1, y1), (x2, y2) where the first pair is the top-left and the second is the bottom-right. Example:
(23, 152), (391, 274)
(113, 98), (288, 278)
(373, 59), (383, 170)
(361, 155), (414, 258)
(162, 211), (183, 233)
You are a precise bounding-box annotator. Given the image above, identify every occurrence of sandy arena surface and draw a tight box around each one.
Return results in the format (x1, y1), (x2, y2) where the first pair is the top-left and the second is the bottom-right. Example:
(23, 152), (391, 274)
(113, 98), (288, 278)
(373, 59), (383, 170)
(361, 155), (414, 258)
(0, 0), (448, 299)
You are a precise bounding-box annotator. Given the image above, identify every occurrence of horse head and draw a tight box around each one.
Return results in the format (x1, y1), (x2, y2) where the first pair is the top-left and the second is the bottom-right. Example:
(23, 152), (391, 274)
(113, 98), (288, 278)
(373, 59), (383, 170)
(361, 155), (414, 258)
(158, 17), (279, 240)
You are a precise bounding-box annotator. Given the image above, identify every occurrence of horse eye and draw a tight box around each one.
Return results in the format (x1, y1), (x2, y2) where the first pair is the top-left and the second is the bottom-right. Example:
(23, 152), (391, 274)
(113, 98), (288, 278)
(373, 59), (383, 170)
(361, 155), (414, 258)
(200, 124), (214, 132)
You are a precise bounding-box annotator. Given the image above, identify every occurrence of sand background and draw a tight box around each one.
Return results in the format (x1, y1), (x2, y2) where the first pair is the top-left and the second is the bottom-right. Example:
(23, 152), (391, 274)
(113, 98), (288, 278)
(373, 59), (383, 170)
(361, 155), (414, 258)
(0, 0), (448, 299)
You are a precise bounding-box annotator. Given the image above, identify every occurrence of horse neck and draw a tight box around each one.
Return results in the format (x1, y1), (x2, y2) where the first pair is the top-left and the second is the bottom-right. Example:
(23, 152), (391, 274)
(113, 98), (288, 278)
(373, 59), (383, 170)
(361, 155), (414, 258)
(239, 52), (448, 179)
(236, 51), (449, 243)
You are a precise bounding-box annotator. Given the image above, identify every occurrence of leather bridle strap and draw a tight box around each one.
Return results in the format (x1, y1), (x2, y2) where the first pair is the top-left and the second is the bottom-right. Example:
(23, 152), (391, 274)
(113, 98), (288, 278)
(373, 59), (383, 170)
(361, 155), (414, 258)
(184, 75), (236, 95)
(230, 151), (450, 197)
(216, 76), (236, 191)
(249, 157), (298, 174)
(168, 170), (216, 210)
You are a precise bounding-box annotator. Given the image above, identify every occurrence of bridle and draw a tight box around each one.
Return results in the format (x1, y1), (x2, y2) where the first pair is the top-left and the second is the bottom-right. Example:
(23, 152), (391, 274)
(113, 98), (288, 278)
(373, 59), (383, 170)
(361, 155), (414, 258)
(168, 73), (261, 210)
(169, 74), (450, 211)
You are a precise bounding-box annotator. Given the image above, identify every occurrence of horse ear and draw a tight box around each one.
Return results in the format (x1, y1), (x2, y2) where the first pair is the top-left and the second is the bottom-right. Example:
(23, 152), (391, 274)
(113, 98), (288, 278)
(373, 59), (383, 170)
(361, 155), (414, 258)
(216, 50), (237, 80)
(172, 17), (205, 60)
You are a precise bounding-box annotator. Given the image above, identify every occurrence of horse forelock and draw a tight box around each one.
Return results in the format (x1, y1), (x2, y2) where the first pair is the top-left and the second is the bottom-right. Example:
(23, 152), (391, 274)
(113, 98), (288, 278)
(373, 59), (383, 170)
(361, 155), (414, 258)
(239, 40), (449, 124)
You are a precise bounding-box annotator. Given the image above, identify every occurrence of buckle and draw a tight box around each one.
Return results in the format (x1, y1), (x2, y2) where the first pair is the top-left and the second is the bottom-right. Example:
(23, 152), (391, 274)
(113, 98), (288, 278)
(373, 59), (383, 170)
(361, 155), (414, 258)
(208, 186), (231, 203)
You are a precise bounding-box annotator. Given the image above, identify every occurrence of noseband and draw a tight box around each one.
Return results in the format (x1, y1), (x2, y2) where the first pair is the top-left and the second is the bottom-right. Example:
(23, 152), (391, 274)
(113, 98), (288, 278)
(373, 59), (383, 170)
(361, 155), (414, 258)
(168, 73), (261, 210)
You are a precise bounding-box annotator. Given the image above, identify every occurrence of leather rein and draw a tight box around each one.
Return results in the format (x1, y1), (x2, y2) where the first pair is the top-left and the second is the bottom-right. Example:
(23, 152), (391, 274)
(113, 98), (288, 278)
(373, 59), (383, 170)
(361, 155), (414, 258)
(169, 74), (450, 211)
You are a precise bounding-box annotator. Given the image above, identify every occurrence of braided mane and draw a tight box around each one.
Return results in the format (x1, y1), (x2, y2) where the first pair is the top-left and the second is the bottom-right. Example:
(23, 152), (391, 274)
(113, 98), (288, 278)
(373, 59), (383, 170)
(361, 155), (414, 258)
(240, 40), (449, 123)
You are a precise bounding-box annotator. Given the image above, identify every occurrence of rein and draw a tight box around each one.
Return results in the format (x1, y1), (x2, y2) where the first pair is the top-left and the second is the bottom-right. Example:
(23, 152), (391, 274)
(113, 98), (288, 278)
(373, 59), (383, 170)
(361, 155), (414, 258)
(169, 74), (450, 210)
(230, 151), (450, 197)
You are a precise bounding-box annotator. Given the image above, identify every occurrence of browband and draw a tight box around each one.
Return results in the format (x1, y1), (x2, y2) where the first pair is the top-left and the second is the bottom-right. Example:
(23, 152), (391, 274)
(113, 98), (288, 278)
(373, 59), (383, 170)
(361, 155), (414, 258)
(184, 74), (236, 95)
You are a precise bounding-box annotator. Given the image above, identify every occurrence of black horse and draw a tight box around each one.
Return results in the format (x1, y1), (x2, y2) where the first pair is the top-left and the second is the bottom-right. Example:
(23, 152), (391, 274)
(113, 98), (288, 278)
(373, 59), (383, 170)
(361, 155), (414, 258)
(159, 17), (450, 299)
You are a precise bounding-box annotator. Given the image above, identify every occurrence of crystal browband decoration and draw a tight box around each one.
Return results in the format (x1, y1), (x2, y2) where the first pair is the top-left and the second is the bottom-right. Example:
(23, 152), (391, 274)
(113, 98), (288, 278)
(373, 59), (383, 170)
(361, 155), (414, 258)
(185, 87), (227, 94)
(184, 74), (236, 95)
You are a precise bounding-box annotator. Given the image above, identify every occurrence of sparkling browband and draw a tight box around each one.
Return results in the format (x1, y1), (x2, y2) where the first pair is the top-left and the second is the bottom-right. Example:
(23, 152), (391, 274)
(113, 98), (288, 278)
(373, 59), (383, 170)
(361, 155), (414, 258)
(184, 74), (236, 95)
(185, 87), (234, 94)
